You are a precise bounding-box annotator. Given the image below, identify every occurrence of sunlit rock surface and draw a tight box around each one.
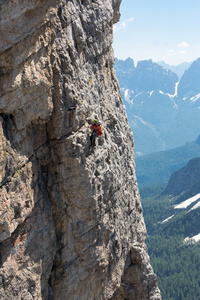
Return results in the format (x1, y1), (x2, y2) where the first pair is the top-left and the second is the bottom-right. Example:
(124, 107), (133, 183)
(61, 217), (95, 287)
(0, 0), (161, 299)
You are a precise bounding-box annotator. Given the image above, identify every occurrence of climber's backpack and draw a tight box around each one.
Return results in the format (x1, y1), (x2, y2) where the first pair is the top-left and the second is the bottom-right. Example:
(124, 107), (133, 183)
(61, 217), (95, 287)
(97, 124), (102, 136)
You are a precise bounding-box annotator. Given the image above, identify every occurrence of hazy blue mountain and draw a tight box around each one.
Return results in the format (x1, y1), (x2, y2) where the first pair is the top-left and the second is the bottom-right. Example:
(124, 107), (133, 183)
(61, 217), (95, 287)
(114, 57), (135, 87)
(115, 57), (135, 73)
(157, 61), (192, 77)
(115, 58), (178, 93)
(178, 58), (200, 98)
(163, 156), (200, 196)
(135, 135), (200, 189)
(130, 59), (178, 94)
(115, 57), (200, 156)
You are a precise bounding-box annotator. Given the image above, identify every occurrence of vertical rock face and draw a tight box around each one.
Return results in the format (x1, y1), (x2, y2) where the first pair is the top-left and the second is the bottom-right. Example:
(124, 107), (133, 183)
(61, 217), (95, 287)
(0, 0), (161, 299)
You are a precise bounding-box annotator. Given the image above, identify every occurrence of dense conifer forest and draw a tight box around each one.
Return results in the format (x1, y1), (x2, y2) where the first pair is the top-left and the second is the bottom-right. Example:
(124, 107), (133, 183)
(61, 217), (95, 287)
(141, 188), (200, 299)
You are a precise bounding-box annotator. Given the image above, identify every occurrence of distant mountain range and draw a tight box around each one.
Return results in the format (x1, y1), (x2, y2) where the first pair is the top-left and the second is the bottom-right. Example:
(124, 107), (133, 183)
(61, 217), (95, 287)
(115, 57), (200, 156)
(131, 57), (200, 298)
(157, 61), (192, 77)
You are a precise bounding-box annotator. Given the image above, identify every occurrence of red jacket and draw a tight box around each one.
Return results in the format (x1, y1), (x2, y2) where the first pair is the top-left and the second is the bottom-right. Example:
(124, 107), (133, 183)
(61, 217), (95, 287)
(90, 123), (102, 136)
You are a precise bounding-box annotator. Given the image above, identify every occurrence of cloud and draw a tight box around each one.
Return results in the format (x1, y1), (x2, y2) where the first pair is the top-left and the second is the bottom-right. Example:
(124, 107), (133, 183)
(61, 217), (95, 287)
(162, 47), (190, 64)
(164, 49), (174, 56)
(178, 41), (190, 48)
(163, 49), (175, 61)
(113, 17), (134, 33)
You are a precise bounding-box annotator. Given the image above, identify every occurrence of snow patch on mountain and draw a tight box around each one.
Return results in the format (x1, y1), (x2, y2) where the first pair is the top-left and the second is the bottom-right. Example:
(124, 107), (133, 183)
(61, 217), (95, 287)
(135, 151), (144, 157)
(123, 88), (133, 105)
(189, 201), (200, 212)
(190, 93), (200, 102)
(184, 233), (200, 244)
(149, 91), (154, 96)
(167, 81), (180, 109)
(174, 193), (200, 209)
(166, 80), (180, 99)
(135, 92), (144, 99)
(174, 80), (179, 97)
(158, 89), (179, 109)
(161, 215), (175, 224)
(132, 115), (157, 132)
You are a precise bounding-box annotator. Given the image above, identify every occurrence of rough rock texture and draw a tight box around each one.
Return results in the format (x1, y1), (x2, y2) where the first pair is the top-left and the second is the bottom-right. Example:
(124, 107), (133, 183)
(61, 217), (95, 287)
(0, 0), (161, 299)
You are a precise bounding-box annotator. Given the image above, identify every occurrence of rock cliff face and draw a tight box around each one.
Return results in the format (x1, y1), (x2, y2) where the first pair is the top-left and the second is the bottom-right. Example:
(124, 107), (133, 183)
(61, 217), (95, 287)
(0, 0), (161, 299)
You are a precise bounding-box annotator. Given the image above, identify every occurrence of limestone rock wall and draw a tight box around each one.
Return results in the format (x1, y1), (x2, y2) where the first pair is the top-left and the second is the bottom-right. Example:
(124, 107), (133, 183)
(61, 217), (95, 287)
(0, 0), (161, 299)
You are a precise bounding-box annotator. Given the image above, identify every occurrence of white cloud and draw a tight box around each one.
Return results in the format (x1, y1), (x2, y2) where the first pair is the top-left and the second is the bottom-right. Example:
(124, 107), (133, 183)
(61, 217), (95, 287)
(179, 50), (186, 55)
(163, 49), (175, 60)
(113, 17), (134, 33)
(178, 41), (190, 48)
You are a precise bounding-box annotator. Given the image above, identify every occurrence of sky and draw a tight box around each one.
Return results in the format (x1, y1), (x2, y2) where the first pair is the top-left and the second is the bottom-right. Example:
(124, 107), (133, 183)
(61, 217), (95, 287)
(113, 0), (200, 66)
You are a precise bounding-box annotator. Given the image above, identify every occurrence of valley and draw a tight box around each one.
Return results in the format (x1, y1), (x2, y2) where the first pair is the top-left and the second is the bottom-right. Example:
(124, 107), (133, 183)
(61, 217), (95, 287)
(142, 188), (200, 300)
(115, 57), (200, 299)
(138, 142), (200, 299)
(115, 57), (200, 156)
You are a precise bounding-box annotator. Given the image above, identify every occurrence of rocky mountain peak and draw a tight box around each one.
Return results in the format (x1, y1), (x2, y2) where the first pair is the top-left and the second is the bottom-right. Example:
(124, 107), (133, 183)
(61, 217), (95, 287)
(133, 59), (178, 94)
(115, 58), (178, 94)
(115, 57), (135, 71)
(0, 0), (160, 299)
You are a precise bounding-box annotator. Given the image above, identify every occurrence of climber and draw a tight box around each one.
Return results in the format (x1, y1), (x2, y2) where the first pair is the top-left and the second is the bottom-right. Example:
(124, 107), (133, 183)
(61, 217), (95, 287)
(90, 119), (102, 146)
